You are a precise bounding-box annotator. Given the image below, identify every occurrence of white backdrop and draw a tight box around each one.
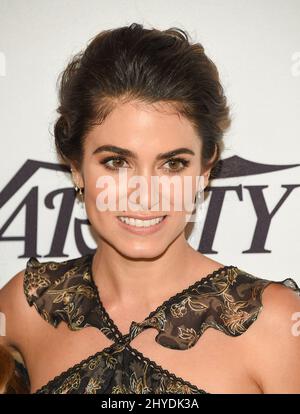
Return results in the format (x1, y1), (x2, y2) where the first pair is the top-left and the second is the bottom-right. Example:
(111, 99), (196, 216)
(0, 0), (300, 288)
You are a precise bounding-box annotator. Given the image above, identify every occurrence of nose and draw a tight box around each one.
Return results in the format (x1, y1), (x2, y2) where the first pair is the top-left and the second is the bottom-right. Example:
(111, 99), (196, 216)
(128, 166), (161, 212)
(135, 172), (158, 212)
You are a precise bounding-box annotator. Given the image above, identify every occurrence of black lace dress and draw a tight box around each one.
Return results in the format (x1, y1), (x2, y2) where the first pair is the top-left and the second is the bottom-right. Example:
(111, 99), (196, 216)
(18, 253), (300, 394)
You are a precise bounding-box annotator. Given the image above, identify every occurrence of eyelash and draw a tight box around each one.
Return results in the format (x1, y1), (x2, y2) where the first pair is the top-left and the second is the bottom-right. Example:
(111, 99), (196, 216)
(99, 156), (190, 173)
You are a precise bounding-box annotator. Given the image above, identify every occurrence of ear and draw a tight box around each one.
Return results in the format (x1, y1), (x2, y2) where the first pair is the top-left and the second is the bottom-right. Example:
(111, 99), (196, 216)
(70, 163), (84, 189)
(200, 144), (218, 189)
(201, 167), (211, 189)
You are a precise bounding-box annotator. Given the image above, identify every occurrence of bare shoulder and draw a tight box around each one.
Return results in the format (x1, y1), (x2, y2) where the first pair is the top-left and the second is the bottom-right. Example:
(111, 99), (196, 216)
(255, 281), (300, 333)
(1, 267), (25, 306)
(244, 280), (300, 393)
(0, 268), (38, 349)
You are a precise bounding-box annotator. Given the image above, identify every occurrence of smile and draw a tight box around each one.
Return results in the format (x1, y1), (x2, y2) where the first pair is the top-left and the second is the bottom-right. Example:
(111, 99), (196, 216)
(117, 216), (166, 227)
(116, 215), (168, 235)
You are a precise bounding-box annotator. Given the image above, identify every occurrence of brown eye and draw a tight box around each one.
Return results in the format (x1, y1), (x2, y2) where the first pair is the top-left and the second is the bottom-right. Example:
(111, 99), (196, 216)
(100, 157), (130, 171)
(110, 158), (127, 168)
(164, 158), (190, 173)
(168, 160), (181, 170)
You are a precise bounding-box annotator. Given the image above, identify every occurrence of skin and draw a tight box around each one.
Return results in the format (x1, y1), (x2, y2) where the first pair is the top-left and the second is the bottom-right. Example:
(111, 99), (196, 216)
(71, 99), (217, 317)
(1, 100), (300, 393)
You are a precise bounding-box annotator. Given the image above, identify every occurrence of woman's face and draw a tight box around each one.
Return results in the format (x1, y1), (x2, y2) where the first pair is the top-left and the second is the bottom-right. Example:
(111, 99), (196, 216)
(72, 100), (209, 259)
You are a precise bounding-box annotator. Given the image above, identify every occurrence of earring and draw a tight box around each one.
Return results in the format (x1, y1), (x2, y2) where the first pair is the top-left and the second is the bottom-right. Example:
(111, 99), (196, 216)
(194, 191), (200, 204)
(74, 184), (84, 203)
(70, 167), (84, 203)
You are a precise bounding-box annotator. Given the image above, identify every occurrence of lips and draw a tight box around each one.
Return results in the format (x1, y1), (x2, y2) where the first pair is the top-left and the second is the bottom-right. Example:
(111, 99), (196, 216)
(117, 214), (167, 220)
(116, 214), (168, 234)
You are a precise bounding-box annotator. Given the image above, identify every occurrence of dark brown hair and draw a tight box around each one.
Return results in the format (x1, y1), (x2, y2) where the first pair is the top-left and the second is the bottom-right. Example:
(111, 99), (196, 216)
(0, 345), (29, 394)
(54, 22), (231, 178)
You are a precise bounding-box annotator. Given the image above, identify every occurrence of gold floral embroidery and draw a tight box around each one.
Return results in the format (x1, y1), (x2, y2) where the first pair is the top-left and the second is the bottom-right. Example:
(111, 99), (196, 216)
(105, 354), (118, 370)
(170, 298), (189, 317)
(23, 254), (300, 394)
(177, 326), (198, 347)
(220, 299), (251, 334)
(164, 381), (198, 394)
(111, 384), (129, 393)
(88, 354), (104, 371)
(84, 377), (104, 394)
(24, 272), (51, 301)
(54, 372), (81, 394)
(51, 285), (96, 304)
(129, 371), (151, 394)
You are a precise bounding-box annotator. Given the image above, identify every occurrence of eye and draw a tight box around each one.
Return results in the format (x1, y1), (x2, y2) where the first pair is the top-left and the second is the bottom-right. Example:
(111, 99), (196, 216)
(163, 158), (190, 173)
(100, 156), (130, 171)
(99, 156), (190, 173)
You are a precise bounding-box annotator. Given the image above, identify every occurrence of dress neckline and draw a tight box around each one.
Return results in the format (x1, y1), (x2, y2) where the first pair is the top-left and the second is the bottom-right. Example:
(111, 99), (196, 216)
(86, 252), (238, 341)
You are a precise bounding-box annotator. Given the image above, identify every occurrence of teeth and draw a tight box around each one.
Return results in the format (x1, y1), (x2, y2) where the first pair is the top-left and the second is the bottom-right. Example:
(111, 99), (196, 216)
(118, 216), (165, 227)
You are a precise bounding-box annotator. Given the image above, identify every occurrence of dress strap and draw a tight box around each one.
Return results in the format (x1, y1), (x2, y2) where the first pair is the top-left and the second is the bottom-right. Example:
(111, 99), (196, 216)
(23, 255), (119, 342)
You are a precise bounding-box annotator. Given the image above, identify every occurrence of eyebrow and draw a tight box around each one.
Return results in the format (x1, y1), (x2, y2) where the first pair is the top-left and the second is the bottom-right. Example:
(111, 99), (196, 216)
(92, 145), (195, 160)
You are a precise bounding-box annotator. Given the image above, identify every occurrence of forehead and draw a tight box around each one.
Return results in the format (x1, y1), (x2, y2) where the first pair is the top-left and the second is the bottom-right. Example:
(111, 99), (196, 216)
(85, 101), (202, 155)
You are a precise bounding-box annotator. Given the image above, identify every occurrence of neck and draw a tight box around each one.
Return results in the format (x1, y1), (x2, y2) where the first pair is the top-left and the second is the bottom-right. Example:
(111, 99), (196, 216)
(91, 234), (202, 311)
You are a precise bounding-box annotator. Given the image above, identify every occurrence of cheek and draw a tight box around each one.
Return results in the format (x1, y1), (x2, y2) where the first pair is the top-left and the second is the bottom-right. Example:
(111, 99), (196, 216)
(82, 165), (112, 209)
(82, 165), (198, 217)
(168, 178), (198, 214)
(84, 187), (196, 219)
(83, 175), (106, 222)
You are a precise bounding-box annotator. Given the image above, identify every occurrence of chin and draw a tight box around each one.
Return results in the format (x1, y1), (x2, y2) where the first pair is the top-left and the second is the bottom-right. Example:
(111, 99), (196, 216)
(107, 237), (170, 260)
(126, 244), (169, 260)
(90, 213), (185, 258)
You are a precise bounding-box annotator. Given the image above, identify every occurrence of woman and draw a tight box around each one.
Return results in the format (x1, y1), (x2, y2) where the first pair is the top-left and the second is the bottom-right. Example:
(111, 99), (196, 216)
(1, 23), (300, 394)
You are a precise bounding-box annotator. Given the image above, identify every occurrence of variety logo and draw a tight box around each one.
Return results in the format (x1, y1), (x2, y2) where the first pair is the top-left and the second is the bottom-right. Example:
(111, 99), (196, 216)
(0, 156), (299, 257)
